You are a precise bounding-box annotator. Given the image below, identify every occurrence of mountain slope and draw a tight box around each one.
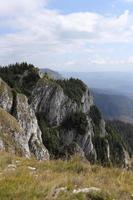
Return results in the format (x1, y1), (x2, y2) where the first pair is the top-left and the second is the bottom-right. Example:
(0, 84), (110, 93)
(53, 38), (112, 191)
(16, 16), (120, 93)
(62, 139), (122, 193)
(30, 73), (131, 166)
(0, 63), (131, 167)
(61, 71), (133, 97)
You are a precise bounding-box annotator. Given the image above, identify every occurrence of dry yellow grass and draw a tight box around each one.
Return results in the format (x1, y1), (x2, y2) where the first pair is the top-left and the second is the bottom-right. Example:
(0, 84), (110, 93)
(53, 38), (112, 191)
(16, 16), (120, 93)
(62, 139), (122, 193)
(0, 108), (21, 132)
(0, 152), (132, 200)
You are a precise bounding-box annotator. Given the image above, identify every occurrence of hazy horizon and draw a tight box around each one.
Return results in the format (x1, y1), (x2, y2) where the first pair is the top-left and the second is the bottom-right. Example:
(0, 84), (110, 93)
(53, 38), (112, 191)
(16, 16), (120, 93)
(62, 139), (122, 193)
(58, 69), (133, 73)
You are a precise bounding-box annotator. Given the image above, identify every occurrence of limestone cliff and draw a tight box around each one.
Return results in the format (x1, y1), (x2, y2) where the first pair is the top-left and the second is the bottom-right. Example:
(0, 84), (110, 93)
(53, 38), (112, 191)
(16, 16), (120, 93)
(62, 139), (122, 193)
(0, 78), (13, 112)
(0, 78), (49, 160)
(30, 76), (131, 167)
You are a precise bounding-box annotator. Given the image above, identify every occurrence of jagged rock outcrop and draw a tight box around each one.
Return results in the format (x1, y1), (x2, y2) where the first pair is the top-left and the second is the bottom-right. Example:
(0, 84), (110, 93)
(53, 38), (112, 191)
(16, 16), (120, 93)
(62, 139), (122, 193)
(0, 78), (49, 160)
(31, 78), (93, 126)
(31, 80), (76, 126)
(30, 76), (131, 167)
(13, 93), (49, 160)
(30, 78), (96, 160)
(0, 78), (13, 112)
(0, 107), (27, 155)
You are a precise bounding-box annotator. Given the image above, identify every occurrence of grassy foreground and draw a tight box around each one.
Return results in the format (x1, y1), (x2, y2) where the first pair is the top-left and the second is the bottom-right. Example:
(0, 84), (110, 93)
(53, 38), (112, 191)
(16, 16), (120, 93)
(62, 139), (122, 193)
(0, 152), (132, 200)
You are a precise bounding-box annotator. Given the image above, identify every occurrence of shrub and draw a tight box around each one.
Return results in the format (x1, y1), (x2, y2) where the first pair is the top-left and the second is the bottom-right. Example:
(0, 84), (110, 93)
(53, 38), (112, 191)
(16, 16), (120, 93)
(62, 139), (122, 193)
(37, 114), (61, 157)
(89, 105), (102, 127)
(62, 112), (88, 135)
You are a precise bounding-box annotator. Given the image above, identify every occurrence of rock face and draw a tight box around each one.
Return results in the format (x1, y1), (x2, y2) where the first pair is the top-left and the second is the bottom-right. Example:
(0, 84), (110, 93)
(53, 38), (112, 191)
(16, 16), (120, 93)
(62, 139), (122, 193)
(0, 107), (26, 155)
(31, 78), (93, 126)
(0, 78), (13, 112)
(0, 78), (49, 160)
(13, 93), (49, 160)
(30, 77), (131, 167)
(30, 78), (96, 160)
(31, 80), (76, 126)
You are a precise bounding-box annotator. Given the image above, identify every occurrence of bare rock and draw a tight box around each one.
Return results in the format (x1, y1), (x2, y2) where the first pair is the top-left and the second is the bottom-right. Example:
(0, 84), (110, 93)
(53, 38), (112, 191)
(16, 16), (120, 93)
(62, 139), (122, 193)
(73, 187), (101, 194)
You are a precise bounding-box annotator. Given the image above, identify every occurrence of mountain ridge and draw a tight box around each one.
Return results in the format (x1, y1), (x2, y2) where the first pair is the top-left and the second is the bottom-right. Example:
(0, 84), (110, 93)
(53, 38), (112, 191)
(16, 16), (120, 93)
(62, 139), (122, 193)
(0, 63), (132, 168)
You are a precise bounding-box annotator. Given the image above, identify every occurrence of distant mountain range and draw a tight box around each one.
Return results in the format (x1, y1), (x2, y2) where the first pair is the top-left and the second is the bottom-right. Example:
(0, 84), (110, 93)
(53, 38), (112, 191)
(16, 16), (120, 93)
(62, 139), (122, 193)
(92, 90), (133, 123)
(61, 71), (133, 97)
(41, 68), (63, 80)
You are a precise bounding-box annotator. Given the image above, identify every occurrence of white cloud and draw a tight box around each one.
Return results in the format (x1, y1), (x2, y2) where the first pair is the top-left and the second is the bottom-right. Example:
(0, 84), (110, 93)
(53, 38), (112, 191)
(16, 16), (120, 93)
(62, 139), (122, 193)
(0, 0), (48, 16)
(89, 56), (133, 65)
(127, 56), (133, 63)
(0, 0), (133, 71)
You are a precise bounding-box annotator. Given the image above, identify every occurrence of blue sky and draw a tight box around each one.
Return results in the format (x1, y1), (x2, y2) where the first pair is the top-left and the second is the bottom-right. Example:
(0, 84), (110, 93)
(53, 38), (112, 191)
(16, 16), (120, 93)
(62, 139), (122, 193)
(48, 0), (130, 14)
(0, 0), (133, 71)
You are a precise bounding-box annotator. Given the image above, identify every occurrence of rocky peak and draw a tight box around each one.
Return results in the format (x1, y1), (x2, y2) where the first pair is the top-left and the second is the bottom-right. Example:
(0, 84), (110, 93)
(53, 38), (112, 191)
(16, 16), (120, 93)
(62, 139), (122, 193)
(30, 75), (131, 167)
(31, 77), (93, 126)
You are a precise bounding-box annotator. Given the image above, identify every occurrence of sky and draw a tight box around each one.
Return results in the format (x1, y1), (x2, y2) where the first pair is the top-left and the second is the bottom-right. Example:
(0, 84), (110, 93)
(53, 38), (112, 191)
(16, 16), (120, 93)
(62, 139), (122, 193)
(1, 0), (133, 71)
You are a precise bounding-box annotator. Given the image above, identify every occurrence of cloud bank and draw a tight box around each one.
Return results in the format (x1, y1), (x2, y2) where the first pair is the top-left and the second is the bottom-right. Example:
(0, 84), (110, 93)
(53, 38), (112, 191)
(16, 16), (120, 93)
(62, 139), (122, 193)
(0, 0), (133, 71)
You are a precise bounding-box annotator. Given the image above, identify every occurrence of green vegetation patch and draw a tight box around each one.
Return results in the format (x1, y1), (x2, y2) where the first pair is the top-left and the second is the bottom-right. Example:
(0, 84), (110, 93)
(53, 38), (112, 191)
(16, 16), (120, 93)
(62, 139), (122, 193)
(0, 62), (40, 96)
(62, 111), (88, 135)
(106, 123), (129, 167)
(92, 136), (110, 165)
(56, 78), (86, 104)
(89, 105), (102, 128)
(107, 120), (133, 156)
(37, 113), (61, 157)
